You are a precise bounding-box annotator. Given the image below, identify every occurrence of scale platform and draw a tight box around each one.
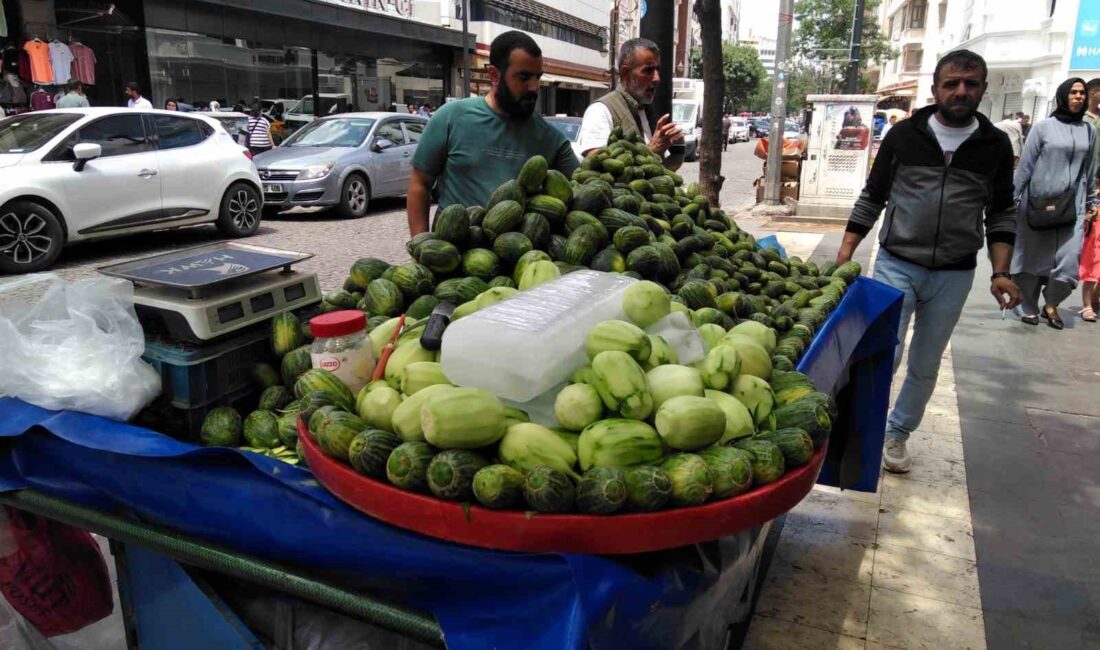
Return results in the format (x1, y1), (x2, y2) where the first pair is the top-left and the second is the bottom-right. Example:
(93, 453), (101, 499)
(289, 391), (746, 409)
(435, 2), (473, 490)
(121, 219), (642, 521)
(99, 242), (322, 342)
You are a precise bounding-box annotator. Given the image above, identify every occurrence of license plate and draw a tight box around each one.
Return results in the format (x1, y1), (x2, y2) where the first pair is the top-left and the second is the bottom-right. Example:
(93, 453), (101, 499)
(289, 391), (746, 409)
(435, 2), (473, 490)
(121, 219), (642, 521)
(264, 183), (283, 194)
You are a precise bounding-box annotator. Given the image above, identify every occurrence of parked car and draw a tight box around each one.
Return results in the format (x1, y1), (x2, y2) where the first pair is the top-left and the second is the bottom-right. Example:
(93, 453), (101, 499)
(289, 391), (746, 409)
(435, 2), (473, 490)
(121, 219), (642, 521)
(0, 108), (262, 274)
(283, 94), (351, 134)
(208, 111), (252, 147)
(728, 117), (750, 143)
(749, 117), (771, 138)
(254, 112), (427, 219)
(543, 115), (583, 162)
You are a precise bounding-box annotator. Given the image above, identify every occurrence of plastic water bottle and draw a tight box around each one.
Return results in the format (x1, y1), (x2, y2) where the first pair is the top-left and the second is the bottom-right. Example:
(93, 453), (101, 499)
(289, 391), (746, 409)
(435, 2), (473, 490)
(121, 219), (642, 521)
(440, 271), (706, 403)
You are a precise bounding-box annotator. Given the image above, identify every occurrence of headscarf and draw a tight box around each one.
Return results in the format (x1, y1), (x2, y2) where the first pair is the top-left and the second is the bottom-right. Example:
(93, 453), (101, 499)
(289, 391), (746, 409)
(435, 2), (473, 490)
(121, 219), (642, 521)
(1051, 77), (1087, 123)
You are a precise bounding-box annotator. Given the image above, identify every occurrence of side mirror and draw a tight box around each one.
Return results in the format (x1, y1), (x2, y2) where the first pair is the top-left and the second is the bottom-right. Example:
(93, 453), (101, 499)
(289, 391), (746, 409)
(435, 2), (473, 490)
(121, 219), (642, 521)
(72, 143), (102, 172)
(372, 138), (394, 152)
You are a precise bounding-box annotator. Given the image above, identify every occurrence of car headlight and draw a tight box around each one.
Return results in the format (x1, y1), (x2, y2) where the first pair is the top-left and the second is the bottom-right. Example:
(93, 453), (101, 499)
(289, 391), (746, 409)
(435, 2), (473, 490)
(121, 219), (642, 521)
(299, 162), (335, 180)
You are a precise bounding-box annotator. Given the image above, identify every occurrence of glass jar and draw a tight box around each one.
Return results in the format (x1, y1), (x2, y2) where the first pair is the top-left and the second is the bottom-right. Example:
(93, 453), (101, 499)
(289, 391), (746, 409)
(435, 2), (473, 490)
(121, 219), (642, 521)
(308, 311), (375, 394)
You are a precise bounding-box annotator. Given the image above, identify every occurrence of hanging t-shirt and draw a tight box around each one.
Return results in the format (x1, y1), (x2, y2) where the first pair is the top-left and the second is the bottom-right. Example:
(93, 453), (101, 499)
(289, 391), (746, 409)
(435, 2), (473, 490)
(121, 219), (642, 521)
(22, 41), (53, 85)
(68, 43), (96, 85)
(29, 90), (55, 111)
(48, 41), (74, 85)
(928, 115), (979, 166)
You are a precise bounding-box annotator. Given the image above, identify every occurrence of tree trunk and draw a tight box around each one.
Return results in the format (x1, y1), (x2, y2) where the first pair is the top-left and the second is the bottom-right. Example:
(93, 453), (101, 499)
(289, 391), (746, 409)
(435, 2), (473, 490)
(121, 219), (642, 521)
(694, 0), (724, 207)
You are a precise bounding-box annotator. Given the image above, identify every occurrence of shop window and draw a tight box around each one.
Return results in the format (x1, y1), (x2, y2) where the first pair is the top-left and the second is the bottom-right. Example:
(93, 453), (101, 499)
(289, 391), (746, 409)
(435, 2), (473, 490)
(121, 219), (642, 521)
(149, 115), (208, 150)
(54, 115), (151, 160)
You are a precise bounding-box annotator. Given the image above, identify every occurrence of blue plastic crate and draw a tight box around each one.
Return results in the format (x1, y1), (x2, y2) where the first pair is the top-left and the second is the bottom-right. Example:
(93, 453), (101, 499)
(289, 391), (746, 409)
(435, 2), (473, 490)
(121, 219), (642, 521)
(143, 328), (273, 409)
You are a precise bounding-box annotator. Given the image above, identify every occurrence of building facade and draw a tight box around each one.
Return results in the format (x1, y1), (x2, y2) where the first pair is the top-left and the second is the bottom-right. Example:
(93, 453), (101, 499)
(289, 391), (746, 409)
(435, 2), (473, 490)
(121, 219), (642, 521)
(742, 33), (777, 75)
(462, 0), (612, 117)
(874, 0), (1100, 120)
(1, 0), (471, 116)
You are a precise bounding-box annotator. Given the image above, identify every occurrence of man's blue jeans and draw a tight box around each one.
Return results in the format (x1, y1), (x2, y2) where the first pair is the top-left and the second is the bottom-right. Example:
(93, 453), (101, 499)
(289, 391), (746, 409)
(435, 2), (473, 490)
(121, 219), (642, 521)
(873, 248), (975, 442)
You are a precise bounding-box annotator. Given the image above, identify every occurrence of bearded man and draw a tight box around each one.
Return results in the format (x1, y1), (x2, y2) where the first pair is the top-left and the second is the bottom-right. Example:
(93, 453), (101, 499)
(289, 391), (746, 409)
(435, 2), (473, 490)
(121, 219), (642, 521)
(407, 31), (578, 235)
(577, 38), (685, 170)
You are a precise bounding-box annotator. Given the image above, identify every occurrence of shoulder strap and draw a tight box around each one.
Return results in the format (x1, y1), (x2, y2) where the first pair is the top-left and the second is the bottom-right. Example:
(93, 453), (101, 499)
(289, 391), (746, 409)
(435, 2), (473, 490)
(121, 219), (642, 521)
(1074, 123), (1094, 187)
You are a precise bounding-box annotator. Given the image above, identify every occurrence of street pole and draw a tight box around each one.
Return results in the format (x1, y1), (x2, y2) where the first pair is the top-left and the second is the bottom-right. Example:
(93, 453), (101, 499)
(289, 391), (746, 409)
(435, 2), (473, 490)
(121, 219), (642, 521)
(763, 0), (794, 206)
(844, 0), (866, 94)
(610, 2), (619, 90)
(462, 0), (471, 98)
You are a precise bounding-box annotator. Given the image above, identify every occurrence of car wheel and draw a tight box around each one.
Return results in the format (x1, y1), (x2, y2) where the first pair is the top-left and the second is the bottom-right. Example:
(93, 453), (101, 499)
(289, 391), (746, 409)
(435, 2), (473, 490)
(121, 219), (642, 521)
(0, 200), (64, 274)
(336, 174), (370, 219)
(216, 183), (262, 237)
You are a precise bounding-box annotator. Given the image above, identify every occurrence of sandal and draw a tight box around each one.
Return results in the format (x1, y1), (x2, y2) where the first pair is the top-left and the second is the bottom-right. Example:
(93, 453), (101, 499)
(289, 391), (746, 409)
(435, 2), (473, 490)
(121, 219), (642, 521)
(1081, 307), (1098, 322)
(1042, 305), (1065, 330)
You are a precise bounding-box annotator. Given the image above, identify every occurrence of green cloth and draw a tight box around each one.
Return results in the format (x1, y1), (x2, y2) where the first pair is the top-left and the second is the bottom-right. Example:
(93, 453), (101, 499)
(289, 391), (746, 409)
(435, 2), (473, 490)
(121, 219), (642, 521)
(412, 96), (579, 209)
(598, 88), (647, 138)
(56, 92), (90, 108)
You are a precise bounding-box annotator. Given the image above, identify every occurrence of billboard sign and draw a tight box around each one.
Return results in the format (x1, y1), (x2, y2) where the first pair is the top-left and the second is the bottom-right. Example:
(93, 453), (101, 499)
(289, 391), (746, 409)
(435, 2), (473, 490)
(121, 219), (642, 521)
(1071, 0), (1100, 70)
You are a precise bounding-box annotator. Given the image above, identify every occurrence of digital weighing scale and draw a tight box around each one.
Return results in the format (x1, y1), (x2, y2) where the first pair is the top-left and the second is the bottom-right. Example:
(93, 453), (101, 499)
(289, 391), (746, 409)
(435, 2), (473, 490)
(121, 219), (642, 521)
(99, 242), (322, 342)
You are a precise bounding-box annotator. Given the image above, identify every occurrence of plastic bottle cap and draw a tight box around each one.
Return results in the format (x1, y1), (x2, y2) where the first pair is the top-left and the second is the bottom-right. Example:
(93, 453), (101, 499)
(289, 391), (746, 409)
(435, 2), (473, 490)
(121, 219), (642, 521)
(310, 310), (367, 338)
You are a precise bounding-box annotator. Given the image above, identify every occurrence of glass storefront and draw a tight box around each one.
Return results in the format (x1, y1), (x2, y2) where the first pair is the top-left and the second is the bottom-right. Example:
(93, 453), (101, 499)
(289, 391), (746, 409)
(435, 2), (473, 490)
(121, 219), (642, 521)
(146, 27), (448, 127)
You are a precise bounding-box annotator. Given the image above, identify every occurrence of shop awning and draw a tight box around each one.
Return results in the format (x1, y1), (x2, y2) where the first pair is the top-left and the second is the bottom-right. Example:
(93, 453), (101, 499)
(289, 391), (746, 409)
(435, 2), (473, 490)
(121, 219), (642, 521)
(540, 73), (609, 90)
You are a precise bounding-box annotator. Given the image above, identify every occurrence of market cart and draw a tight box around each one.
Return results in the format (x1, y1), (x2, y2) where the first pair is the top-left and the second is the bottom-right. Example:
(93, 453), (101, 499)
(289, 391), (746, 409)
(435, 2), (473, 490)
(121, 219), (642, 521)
(0, 275), (901, 649)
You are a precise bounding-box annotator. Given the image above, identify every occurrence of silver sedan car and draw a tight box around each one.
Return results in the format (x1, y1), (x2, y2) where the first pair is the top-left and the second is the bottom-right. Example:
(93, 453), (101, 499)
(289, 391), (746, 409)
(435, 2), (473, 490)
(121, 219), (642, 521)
(254, 112), (427, 218)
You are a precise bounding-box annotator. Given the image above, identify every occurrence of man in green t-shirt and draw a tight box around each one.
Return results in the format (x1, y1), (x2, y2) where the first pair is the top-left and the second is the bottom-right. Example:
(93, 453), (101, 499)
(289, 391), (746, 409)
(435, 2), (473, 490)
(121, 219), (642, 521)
(407, 31), (579, 235)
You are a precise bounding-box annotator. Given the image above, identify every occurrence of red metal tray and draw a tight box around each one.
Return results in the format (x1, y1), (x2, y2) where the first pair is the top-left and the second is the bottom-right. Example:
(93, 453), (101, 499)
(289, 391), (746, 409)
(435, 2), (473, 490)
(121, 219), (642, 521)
(299, 418), (826, 554)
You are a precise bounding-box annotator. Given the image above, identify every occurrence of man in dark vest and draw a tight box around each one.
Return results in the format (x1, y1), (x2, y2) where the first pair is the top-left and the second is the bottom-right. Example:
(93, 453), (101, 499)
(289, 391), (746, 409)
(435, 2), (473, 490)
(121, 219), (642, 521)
(578, 38), (684, 170)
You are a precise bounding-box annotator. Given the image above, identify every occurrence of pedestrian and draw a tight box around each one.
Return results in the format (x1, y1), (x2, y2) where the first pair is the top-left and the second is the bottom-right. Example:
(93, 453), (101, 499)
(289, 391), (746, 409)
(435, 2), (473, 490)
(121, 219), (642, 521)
(1016, 112), (1031, 140)
(577, 37), (685, 170)
(836, 50), (1020, 473)
(164, 99), (178, 111)
(208, 100), (221, 112)
(406, 30), (579, 236)
(176, 97), (194, 112)
(55, 80), (89, 108)
(407, 103), (417, 115)
(124, 82), (151, 109)
(1085, 78), (1100, 125)
(1012, 78), (1098, 328)
(245, 101), (274, 156)
(994, 112), (1024, 166)
(269, 103), (286, 145)
(880, 115), (897, 140)
(721, 112), (731, 151)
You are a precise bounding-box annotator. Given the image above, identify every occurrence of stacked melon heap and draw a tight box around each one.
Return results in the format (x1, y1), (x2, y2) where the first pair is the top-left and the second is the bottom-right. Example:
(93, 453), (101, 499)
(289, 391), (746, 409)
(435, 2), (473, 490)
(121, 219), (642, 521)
(317, 125), (861, 374)
(284, 277), (839, 515)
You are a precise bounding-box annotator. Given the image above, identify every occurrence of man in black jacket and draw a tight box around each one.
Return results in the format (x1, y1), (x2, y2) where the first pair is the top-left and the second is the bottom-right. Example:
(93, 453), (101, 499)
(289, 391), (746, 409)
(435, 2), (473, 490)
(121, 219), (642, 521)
(836, 50), (1021, 473)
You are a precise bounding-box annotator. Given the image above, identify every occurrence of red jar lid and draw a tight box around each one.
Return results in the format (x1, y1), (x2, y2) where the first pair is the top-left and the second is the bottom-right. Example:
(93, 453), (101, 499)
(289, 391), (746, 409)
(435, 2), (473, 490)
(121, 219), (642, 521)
(310, 310), (366, 338)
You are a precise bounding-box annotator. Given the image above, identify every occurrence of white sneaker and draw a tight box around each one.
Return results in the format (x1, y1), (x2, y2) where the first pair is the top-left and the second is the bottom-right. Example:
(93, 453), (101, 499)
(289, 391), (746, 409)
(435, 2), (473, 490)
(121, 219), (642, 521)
(882, 438), (911, 474)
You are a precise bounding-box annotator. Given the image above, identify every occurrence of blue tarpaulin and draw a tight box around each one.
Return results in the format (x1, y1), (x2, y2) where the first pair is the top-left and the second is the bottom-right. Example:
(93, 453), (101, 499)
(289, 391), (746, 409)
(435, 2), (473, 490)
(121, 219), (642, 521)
(0, 276), (901, 649)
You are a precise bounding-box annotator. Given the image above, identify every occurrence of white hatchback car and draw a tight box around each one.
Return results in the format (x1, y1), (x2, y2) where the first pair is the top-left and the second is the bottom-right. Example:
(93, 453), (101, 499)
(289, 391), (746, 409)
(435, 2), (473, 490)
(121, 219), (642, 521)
(0, 108), (263, 274)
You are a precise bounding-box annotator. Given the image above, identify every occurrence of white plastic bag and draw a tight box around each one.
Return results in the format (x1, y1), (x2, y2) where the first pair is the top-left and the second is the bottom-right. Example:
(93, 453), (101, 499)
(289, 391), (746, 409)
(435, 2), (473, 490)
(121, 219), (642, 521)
(0, 273), (160, 421)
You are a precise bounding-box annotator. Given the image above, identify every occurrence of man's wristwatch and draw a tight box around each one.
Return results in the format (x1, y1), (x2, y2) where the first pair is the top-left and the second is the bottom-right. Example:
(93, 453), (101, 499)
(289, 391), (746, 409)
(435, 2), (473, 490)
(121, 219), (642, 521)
(991, 272), (1011, 281)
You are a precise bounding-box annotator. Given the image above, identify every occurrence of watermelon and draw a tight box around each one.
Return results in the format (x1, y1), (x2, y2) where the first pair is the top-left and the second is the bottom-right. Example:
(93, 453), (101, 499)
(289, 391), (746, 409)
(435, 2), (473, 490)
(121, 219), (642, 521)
(364, 278), (404, 317)
(466, 205), (487, 226)
(252, 363), (280, 389)
(270, 312), (302, 358)
(349, 258), (391, 290)
(280, 346), (312, 388)
(542, 169), (573, 205)
(520, 212), (552, 248)
(462, 248), (501, 280)
(517, 155), (549, 193)
(432, 204), (469, 245)
(389, 263), (435, 300)
(258, 385), (291, 411)
(293, 368), (354, 411)
(417, 239), (461, 275)
(243, 410), (281, 449)
(482, 200), (525, 240)
(493, 232), (533, 269)
(317, 410), (368, 461)
(486, 179), (526, 211)
(427, 449), (489, 500)
(406, 294), (439, 320)
(348, 429), (401, 478)
(201, 407), (242, 446)
(386, 441), (438, 491)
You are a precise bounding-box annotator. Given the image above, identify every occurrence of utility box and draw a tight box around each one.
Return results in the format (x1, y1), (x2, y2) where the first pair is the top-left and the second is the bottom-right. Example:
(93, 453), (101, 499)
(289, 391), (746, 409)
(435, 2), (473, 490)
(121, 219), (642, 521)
(796, 94), (878, 219)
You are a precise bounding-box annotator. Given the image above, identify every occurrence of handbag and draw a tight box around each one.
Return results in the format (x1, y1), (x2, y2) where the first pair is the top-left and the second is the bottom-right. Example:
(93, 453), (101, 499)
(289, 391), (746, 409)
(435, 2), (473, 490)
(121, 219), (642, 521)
(1025, 126), (1093, 231)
